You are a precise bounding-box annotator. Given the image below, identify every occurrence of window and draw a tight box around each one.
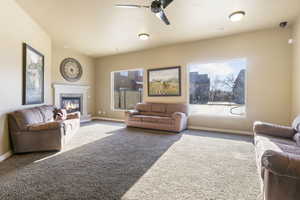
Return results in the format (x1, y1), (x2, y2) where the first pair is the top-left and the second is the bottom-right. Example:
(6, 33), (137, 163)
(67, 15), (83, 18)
(189, 58), (246, 116)
(112, 69), (143, 110)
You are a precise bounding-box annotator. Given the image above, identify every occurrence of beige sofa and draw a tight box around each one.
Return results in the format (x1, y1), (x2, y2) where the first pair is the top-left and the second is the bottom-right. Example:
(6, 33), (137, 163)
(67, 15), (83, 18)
(253, 117), (300, 200)
(8, 105), (80, 153)
(125, 103), (188, 132)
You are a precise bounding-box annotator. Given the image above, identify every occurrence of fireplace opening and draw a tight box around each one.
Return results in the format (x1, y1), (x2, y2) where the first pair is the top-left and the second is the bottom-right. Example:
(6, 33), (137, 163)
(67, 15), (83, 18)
(61, 96), (81, 113)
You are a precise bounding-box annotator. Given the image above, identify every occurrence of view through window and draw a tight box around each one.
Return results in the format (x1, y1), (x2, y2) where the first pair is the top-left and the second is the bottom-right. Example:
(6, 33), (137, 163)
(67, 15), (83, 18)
(112, 69), (143, 110)
(189, 58), (246, 116)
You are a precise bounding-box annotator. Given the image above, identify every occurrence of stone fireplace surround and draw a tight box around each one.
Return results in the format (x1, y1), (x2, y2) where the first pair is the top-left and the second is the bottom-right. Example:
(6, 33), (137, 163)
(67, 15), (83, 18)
(53, 83), (91, 122)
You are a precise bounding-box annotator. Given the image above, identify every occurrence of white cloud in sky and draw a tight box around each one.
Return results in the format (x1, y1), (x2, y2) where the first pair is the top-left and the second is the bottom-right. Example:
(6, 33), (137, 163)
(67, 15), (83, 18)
(189, 58), (246, 79)
(190, 62), (234, 77)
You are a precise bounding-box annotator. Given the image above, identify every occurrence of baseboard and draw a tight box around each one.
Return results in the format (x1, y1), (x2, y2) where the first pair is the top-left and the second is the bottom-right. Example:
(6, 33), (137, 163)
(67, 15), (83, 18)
(92, 116), (125, 123)
(0, 151), (12, 162)
(188, 126), (253, 136)
(80, 114), (92, 123)
(91, 117), (252, 135)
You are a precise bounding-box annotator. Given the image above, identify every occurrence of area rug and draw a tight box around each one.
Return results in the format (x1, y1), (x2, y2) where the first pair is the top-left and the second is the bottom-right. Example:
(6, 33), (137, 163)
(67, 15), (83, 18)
(0, 121), (260, 200)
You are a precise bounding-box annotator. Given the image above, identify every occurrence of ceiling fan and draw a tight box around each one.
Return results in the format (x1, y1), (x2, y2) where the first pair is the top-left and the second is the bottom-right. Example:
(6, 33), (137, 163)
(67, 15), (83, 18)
(115, 0), (174, 25)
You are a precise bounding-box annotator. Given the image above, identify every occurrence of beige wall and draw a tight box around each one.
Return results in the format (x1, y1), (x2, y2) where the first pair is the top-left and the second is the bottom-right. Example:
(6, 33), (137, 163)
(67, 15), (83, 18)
(96, 28), (293, 132)
(292, 16), (300, 120)
(0, 0), (52, 155)
(52, 45), (96, 115)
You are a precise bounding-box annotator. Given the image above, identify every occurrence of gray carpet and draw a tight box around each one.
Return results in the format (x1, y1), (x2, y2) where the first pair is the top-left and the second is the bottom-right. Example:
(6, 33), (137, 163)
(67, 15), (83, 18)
(0, 121), (260, 200)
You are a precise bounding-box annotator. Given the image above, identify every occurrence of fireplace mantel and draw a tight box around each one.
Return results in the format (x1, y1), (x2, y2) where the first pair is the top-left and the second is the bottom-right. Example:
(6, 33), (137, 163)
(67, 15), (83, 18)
(52, 83), (91, 122)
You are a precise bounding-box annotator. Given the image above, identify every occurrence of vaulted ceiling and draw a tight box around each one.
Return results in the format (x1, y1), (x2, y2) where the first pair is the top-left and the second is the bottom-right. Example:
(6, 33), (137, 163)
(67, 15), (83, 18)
(16, 0), (300, 57)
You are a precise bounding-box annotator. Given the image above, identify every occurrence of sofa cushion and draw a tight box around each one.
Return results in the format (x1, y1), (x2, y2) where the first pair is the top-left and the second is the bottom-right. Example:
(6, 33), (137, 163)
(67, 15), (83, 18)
(129, 115), (143, 122)
(166, 103), (188, 115)
(136, 103), (151, 112)
(28, 121), (62, 131)
(255, 134), (300, 158)
(139, 112), (171, 117)
(142, 116), (174, 124)
(14, 108), (44, 128)
(39, 105), (55, 122)
(151, 104), (166, 113)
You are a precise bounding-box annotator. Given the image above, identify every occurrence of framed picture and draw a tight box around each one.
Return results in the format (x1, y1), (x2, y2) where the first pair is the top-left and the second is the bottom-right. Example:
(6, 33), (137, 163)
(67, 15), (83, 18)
(148, 66), (181, 96)
(22, 43), (44, 105)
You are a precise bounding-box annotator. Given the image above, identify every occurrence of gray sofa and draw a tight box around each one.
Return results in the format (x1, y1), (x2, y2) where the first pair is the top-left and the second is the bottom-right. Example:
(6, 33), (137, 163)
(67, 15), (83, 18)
(253, 117), (300, 200)
(125, 102), (188, 132)
(8, 105), (80, 153)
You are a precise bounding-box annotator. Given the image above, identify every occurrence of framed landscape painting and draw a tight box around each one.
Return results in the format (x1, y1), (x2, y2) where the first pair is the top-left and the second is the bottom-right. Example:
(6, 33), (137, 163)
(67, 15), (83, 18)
(22, 43), (44, 105)
(148, 66), (181, 96)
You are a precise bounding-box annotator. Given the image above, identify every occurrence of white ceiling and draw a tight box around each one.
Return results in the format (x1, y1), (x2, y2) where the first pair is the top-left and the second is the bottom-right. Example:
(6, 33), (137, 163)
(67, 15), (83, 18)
(16, 0), (300, 58)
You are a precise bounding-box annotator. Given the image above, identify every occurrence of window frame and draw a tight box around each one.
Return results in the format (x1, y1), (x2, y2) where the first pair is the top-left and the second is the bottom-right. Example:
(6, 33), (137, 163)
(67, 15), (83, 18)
(111, 68), (144, 111)
(187, 59), (248, 118)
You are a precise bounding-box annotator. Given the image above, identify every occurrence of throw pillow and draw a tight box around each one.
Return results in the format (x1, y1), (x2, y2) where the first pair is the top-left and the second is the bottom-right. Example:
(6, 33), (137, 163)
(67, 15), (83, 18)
(55, 109), (67, 121)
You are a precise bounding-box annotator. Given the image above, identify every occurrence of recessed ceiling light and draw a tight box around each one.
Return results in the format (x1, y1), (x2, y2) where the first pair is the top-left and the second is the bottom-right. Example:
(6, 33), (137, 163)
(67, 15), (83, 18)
(138, 33), (150, 40)
(229, 11), (246, 22)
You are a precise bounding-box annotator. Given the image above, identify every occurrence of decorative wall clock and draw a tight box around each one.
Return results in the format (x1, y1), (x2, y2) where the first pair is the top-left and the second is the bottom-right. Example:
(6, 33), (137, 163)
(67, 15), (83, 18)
(60, 58), (83, 82)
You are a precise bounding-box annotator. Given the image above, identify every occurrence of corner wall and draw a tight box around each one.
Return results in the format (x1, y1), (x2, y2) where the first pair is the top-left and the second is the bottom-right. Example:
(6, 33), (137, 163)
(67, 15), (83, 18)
(95, 28), (293, 132)
(0, 0), (52, 156)
(292, 16), (300, 120)
(51, 45), (96, 115)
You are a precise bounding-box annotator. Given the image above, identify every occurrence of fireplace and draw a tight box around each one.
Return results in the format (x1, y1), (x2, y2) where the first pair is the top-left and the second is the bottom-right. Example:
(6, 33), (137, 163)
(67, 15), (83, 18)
(53, 84), (91, 122)
(60, 95), (82, 114)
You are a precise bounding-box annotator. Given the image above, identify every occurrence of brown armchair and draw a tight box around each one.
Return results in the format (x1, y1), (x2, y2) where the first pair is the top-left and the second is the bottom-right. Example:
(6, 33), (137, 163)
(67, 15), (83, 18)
(253, 118), (300, 200)
(8, 105), (80, 153)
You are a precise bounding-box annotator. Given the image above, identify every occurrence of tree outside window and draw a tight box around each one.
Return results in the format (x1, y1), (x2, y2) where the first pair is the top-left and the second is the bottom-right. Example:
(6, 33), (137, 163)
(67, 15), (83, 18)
(189, 59), (246, 116)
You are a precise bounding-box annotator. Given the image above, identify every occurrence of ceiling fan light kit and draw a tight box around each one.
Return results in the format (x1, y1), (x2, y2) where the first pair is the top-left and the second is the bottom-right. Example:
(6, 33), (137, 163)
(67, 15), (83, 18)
(229, 11), (246, 22)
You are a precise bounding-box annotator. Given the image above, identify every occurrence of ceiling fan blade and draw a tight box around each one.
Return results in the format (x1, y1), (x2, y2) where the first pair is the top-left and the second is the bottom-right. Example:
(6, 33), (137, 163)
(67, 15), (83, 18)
(161, 0), (174, 9)
(155, 10), (170, 25)
(115, 4), (149, 9)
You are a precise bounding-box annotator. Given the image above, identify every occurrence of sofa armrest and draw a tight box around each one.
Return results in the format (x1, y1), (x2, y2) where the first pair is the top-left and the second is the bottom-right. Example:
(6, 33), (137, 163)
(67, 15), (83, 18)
(27, 121), (63, 132)
(172, 112), (188, 132)
(254, 121), (295, 138)
(262, 150), (300, 179)
(67, 111), (81, 120)
(172, 112), (186, 119)
(125, 110), (139, 117)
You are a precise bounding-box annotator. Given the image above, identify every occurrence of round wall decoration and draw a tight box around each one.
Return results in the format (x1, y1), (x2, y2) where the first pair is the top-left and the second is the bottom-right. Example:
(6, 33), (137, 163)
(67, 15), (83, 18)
(60, 58), (83, 82)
